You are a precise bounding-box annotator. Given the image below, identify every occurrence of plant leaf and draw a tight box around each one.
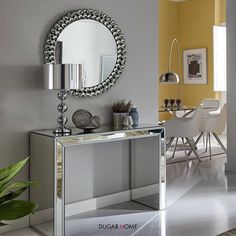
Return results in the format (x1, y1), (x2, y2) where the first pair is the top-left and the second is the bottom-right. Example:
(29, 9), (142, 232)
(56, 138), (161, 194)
(0, 181), (39, 197)
(0, 200), (38, 221)
(0, 187), (27, 205)
(0, 158), (29, 193)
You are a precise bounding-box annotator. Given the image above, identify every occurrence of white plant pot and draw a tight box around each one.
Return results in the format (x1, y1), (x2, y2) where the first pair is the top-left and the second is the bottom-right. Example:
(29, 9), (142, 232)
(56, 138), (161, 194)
(113, 113), (128, 127)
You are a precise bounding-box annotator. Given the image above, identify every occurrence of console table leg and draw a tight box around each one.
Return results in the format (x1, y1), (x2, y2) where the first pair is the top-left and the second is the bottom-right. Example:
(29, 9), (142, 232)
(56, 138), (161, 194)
(55, 141), (65, 236)
(130, 132), (166, 210)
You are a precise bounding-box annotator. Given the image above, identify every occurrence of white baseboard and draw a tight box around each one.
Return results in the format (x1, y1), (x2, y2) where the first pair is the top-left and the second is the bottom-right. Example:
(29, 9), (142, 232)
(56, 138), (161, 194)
(225, 161), (236, 172)
(30, 208), (53, 226)
(30, 184), (159, 226)
(66, 190), (130, 217)
(131, 184), (159, 199)
(0, 217), (29, 234)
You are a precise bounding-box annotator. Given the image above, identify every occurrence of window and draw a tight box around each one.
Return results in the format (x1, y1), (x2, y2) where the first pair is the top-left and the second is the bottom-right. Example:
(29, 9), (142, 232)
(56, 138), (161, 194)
(213, 25), (226, 91)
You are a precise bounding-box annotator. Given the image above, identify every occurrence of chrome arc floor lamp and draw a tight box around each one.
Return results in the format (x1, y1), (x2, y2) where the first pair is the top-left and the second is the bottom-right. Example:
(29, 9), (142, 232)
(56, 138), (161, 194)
(159, 38), (181, 99)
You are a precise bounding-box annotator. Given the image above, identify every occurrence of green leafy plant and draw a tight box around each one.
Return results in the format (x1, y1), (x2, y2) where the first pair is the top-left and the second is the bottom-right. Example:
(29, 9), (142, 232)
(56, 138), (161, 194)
(0, 157), (38, 226)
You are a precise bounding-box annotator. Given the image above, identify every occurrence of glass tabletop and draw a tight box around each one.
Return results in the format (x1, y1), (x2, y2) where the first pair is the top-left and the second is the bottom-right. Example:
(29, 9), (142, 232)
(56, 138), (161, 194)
(31, 123), (164, 138)
(159, 105), (196, 112)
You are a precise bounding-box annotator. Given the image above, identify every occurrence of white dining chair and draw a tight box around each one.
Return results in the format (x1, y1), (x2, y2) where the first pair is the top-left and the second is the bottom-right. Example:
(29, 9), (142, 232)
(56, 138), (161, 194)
(164, 106), (202, 166)
(190, 98), (221, 152)
(198, 103), (227, 159)
(201, 98), (221, 115)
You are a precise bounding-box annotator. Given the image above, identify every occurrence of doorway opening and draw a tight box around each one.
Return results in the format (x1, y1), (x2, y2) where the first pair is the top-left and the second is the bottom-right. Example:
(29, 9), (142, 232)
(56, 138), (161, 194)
(158, 0), (227, 164)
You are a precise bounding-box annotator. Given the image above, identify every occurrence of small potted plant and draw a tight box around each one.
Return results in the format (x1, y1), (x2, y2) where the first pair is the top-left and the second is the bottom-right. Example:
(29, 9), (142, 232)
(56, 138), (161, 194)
(112, 100), (132, 127)
(0, 157), (38, 227)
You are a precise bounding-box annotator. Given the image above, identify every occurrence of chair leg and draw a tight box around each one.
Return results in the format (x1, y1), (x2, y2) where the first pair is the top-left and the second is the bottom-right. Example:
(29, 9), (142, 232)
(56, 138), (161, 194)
(212, 132), (227, 154)
(186, 137), (202, 162)
(203, 133), (205, 146)
(166, 137), (175, 151)
(208, 132), (212, 160)
(170, 137), (179, 159)
(188, 132), (203, 156)
(181, 138), (189, 167)
(204, 133), (208, 153)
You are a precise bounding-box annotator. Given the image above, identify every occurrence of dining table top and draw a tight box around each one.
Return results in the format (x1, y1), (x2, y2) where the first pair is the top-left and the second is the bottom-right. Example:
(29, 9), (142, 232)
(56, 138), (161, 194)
(159, 105), (196, 113)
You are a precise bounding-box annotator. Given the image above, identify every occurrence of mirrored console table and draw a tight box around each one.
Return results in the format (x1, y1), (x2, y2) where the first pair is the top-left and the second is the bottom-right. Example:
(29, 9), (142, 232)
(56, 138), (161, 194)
(30, 124), (166, 236)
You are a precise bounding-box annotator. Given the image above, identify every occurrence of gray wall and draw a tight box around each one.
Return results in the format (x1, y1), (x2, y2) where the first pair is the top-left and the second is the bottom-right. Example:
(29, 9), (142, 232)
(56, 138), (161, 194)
(0, 0), (158, 197)
(226, 0), (236, 171)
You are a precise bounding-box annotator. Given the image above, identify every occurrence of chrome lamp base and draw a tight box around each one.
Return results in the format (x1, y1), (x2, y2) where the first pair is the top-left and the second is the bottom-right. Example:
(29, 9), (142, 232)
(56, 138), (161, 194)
(54, 90), (71, 136)
(53, 127), (71, 135)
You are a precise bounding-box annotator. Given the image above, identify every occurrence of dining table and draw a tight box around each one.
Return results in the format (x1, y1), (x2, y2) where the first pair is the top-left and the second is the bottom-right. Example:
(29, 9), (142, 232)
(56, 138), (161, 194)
(159, 105), (197, 118)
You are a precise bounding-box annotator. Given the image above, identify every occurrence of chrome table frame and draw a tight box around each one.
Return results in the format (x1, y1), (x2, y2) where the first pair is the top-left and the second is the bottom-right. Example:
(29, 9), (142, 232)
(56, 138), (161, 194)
(30, 125), (166, 236)
(159, 105), (196, 118)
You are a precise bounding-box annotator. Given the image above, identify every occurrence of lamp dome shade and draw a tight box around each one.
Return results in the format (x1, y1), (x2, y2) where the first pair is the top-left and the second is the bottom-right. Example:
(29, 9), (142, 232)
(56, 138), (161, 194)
(159, 72), (180, 84)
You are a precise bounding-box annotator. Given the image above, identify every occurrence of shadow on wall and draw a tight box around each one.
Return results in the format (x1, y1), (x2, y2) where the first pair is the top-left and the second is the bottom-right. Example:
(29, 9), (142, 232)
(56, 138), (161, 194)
(0, 65), (43, 89)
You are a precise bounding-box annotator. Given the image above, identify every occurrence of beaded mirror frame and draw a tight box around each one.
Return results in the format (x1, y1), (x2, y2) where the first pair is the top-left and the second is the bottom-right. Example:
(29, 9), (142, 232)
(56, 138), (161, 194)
(43, 9), (127, 98)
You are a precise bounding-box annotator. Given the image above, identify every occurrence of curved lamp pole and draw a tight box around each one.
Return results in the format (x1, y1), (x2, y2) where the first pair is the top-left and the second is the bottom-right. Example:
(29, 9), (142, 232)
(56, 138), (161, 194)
(159, 38), (181, 99)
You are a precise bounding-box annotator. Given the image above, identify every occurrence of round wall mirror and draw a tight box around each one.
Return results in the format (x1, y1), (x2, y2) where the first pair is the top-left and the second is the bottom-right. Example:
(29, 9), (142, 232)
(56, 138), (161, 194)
(43, 9), (126, 97)
(57, 19), (117, 88)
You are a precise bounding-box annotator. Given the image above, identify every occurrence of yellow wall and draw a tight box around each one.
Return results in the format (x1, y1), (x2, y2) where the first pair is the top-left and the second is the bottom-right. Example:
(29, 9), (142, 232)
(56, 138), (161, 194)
(215, 0), (226, 25)
(159, 0), (226, 120)
(178, 0), (215, 106)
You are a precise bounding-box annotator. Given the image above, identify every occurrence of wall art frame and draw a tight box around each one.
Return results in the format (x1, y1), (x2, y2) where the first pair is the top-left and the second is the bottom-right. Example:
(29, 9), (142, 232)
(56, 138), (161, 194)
(183, 48), (207, 85)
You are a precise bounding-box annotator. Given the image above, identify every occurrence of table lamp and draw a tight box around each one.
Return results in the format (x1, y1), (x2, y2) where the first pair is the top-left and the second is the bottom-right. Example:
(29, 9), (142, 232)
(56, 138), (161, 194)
(44, 64), (82, 135)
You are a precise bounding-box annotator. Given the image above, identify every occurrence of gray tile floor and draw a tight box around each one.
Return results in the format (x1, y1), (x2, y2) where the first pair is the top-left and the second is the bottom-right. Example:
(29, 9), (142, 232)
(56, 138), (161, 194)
(2, 138), (235, 236)
(0, 228), (40, 236)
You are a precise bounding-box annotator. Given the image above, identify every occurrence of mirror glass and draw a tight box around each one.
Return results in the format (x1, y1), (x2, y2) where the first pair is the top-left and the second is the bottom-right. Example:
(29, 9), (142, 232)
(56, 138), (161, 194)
(56, 19), (117, 88)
